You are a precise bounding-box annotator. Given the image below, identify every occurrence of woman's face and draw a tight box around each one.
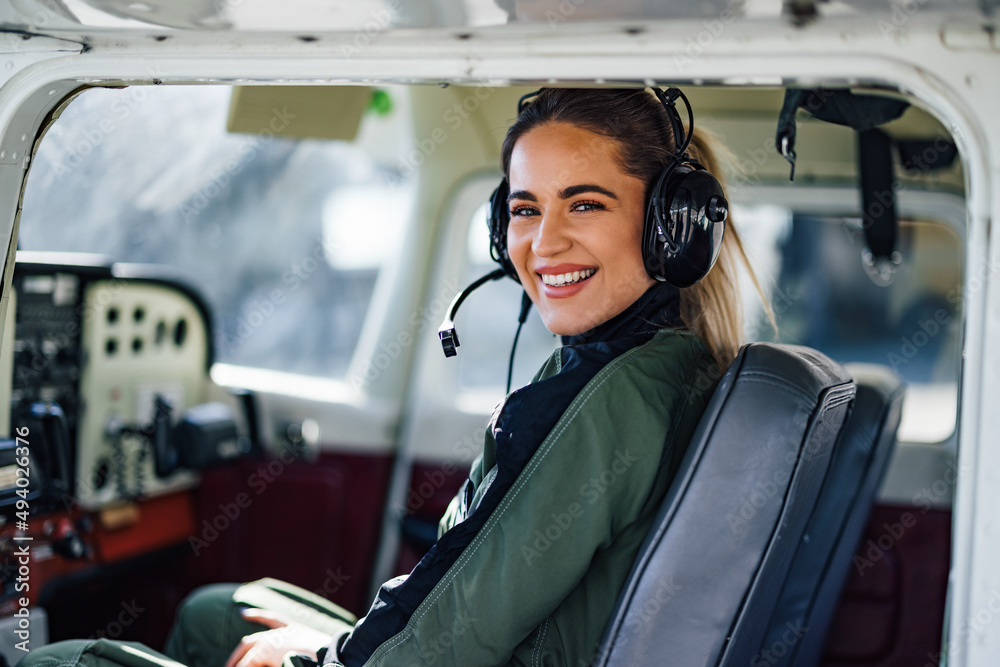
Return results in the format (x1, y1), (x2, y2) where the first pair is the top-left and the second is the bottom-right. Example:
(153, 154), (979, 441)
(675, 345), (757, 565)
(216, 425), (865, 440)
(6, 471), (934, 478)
(506, 122), (655, 336)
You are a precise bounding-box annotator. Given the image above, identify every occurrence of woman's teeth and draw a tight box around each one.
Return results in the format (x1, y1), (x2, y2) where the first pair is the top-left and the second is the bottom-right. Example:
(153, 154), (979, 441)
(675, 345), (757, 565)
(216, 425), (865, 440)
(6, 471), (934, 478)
(540, 268), (596, 286)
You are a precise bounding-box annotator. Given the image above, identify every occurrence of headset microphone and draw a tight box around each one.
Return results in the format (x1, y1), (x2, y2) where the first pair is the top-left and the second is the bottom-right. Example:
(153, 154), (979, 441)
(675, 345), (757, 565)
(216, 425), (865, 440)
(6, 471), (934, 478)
(439, 86), (728, 394)
(438, 269), (506, 357)
(438, 270), (532, 394)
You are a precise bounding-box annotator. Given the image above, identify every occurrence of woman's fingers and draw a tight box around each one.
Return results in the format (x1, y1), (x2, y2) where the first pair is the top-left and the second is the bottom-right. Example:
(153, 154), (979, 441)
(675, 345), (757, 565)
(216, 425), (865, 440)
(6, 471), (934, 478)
(223, 618), (334, 667)
(226, 631), (285, 667)
(223, 633), (259, 667)
(233, 637), (280, 667)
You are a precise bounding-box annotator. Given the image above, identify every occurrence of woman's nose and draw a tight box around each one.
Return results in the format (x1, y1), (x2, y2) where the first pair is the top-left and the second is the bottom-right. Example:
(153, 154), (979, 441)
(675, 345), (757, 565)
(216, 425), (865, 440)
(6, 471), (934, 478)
(531, 213), (572, 258)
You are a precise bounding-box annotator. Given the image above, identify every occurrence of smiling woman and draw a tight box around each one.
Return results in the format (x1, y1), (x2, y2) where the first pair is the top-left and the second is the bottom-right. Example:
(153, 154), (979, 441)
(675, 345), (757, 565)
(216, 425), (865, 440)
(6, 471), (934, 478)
(498, 87), (764, 371)
(506, 121), (655, 336)
(17, 87), (764, 667)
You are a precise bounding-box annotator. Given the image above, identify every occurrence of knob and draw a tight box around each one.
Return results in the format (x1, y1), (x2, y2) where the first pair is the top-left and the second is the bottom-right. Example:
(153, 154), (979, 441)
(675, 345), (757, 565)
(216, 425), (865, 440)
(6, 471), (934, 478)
(49, 518), (87, 560)
(706, 195), (729, 223)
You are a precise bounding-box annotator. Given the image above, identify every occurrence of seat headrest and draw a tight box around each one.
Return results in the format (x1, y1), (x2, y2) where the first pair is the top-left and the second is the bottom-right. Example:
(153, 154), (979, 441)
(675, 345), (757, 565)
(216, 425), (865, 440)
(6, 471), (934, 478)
(759, 362), (904, 665)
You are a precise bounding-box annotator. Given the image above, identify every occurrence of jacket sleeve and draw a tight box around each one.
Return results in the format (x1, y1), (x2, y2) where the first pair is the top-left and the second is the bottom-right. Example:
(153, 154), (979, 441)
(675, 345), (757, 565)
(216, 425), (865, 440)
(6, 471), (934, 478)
(439, 351), (562, 541)
(362, 336), (707, 666)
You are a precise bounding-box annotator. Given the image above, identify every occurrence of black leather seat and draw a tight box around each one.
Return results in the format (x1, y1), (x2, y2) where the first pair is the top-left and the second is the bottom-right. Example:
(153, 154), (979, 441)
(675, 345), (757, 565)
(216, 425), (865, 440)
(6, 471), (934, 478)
(594, 343), (856, 667)
(758, 363), (904, 665)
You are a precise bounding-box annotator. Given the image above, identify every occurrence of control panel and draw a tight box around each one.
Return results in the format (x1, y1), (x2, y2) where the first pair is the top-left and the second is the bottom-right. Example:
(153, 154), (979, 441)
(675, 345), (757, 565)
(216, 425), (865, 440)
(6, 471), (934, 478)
(3, 255), (224, 511)
(75, 279), (207, 507)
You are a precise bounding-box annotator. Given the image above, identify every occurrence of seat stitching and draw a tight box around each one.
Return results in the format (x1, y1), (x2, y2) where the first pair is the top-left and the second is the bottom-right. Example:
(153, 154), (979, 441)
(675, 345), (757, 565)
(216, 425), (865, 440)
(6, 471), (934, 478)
(739, 376), (816, 403)
(532, 618), (550, 667)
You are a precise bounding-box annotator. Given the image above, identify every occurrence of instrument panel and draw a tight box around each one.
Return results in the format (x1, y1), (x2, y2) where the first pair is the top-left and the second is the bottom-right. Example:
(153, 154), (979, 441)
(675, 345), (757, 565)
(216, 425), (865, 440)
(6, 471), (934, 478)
(0, 253), (262, 620)
(76, 279), (207, 507)
(4, 253), (219, 511)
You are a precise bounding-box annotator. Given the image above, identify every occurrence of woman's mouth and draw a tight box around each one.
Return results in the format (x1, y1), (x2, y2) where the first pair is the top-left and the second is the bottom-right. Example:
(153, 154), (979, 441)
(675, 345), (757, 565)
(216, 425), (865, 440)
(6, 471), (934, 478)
(539, 268), (597, 287)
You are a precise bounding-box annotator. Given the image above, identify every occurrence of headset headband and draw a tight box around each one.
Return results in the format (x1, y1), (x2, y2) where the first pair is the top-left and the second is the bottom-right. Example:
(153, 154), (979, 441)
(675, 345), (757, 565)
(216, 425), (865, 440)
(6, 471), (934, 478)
(488, 85), (727, 288)
(515, 86), (695, 159)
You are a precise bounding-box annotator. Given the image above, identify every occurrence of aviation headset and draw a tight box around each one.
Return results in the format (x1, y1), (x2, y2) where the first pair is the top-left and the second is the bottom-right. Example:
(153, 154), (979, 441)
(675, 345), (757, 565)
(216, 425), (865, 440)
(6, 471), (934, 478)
(487, 86), (729, 289)
(440, 86), (729, 374)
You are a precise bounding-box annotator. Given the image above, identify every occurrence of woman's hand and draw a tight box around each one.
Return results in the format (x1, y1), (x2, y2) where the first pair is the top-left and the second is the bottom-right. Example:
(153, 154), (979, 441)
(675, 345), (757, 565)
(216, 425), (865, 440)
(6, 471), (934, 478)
(224, 608), (333, 667)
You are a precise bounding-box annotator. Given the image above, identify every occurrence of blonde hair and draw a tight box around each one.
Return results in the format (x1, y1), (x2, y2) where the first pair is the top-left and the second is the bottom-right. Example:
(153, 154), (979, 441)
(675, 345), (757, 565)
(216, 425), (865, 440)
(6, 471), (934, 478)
(500, 88), (773, 371)
(682, 129), (773, 371)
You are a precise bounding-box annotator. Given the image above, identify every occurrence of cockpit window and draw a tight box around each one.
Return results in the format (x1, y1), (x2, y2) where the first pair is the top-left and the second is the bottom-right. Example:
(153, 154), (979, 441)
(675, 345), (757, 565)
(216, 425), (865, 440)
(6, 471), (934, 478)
(736, 201), (963, 444)
(18, 85), (414, 379)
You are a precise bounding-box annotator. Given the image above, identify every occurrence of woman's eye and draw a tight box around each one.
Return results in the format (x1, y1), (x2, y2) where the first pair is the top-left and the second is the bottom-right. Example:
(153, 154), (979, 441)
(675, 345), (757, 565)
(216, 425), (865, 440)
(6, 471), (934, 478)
(572, 200), (606, 213)
(509, 206), (538, 218)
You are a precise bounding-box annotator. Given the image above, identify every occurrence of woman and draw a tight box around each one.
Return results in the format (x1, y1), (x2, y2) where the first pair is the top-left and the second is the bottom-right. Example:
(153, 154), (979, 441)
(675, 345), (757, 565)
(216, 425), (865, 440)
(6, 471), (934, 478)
(20, 88), (761, 667)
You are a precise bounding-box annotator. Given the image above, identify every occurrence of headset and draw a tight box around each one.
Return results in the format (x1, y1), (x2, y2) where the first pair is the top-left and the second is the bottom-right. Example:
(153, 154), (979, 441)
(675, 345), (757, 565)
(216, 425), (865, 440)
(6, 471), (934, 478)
(440, 87), (729, 389)
(487, 86), (729, 289)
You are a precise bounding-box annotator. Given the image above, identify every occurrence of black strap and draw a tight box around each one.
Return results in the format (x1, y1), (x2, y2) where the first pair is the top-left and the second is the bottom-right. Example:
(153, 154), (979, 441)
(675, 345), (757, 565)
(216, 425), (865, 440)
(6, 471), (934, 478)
(775, 89), (808, 181)
(858, 128), (897, 262)
(776, 88), (909, 182)
(896, 138), (958, 173)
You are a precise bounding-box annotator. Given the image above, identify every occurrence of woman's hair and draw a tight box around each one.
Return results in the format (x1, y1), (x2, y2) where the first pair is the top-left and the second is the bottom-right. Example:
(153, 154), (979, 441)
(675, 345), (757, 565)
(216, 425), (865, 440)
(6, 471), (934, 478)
(499, 87), (772, 372)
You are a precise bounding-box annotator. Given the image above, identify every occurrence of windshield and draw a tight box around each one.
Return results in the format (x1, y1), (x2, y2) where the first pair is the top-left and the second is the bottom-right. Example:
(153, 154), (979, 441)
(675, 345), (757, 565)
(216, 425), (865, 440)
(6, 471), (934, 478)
(19, 85), (414, 379)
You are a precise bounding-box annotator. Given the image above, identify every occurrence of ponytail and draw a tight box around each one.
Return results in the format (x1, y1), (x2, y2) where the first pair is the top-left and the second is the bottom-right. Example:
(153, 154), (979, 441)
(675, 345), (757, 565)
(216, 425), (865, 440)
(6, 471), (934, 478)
(500, 88), (774, 371)
(682, 128), (774, 372)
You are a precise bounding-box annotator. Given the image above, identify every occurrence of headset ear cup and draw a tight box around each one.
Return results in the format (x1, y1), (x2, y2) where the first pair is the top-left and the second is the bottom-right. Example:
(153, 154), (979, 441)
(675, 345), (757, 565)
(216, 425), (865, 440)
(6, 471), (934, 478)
(488, 179), (521, 283)
(642, 165), (675, 282)
(643, 162), (728, 287)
